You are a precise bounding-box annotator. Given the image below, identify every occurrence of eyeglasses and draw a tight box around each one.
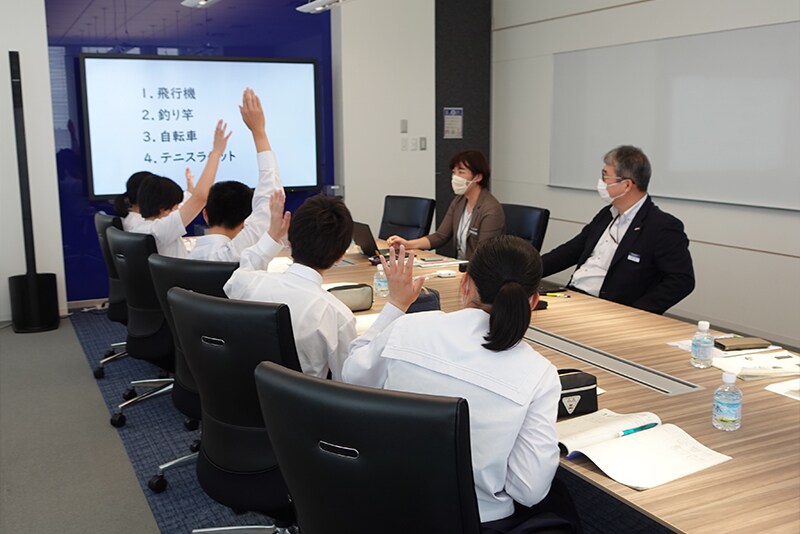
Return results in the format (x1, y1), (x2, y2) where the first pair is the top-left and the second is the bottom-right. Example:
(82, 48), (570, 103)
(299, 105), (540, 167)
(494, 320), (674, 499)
(601, 172), (631, 184)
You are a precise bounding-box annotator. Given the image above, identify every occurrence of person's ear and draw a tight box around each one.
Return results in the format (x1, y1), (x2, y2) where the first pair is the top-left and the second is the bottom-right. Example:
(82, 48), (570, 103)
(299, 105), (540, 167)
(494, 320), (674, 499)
(529, 292), (540, 312)
(202, 209), (209, 225)
(472, 173), (483, 185)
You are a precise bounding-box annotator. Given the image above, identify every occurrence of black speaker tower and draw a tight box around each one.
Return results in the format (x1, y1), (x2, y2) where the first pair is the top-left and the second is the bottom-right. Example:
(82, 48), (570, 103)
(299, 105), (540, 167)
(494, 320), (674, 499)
(7, 51), (59, 333)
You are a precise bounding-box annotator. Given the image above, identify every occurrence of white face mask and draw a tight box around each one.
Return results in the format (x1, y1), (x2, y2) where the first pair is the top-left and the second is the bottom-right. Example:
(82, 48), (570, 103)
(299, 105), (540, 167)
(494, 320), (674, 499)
(596, 177), (628, 204)
(451, 174), (473, 195)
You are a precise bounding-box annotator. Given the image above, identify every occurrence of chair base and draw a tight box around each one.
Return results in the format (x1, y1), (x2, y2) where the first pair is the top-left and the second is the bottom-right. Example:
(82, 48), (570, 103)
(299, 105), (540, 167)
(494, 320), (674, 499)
(192, 525), (294, 533)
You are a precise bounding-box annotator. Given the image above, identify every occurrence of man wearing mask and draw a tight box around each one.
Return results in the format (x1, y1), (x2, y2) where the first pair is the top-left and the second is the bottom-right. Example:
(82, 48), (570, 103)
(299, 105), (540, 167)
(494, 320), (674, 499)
(541, 145), (695, 314)
(387, 149), (505, 260)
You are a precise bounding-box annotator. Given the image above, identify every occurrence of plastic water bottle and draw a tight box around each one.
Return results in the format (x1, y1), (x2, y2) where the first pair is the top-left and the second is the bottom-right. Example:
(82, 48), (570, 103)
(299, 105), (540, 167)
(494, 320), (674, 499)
(373, 265), (389, 297)
(712, 372), (742, 431)
(691, 320), (714, 368)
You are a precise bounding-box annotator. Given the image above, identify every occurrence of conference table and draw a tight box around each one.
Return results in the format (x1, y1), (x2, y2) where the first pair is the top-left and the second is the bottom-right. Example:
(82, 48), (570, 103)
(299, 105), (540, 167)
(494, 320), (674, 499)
(323, 247), (800, 534)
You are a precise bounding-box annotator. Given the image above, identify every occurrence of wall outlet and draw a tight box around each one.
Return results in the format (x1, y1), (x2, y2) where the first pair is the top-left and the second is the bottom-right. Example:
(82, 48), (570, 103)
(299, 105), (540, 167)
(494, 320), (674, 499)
(410, 137), (418, 151)
(400, 119), (408, 133)
(419, 137), (427, 151)
(401, 137), (408, 151)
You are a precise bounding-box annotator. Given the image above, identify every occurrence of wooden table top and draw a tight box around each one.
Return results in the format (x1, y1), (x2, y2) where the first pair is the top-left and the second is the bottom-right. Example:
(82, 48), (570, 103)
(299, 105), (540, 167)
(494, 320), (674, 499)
(325, 249), (800, 534)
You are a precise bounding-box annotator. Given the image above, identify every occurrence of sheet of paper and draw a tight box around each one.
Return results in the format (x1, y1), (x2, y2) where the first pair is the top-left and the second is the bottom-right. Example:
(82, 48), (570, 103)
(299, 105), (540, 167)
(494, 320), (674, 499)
(765, 378), (800, 401)
(712, 350), (800, 380)
(577, 424), (731, 490)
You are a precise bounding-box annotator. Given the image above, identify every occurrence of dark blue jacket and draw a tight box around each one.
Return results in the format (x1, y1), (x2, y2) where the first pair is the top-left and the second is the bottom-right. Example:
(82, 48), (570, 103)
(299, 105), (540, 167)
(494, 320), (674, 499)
(541, 196), (695, 314)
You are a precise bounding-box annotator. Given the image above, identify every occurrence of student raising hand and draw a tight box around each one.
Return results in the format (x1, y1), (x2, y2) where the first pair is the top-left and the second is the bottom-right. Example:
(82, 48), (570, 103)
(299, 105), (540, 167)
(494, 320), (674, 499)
(267, 190), (291, 244)
(381, 244), (424, 312)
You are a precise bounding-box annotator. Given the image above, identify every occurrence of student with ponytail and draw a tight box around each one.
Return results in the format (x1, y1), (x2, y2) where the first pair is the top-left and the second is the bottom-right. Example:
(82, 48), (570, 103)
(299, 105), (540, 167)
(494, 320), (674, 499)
(114, 171), (153, 231)
(343, 236), (563, 529)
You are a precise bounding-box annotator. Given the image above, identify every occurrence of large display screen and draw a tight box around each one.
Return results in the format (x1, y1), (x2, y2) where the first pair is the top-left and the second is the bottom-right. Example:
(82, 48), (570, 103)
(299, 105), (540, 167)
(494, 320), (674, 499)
(80, 54), (321, 198)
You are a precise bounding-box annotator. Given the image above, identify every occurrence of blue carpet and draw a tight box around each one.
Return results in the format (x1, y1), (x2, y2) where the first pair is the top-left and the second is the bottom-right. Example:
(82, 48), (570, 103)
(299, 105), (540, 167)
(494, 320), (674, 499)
(70, 308), (275, 533)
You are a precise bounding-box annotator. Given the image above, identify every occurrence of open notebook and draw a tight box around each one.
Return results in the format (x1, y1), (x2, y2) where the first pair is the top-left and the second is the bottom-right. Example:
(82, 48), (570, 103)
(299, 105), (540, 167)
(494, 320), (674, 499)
(557, 409), (731, 490)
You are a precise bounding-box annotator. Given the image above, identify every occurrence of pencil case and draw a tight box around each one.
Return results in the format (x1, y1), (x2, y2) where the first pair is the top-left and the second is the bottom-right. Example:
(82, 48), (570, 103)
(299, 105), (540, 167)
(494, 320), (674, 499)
(327, 283), (373, 312)
(714, 337), (770, 351)
(558, 368), (598, 418)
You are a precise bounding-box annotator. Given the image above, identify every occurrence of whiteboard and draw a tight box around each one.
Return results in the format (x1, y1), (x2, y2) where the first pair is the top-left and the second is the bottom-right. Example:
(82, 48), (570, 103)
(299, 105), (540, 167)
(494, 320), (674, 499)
(550, 22), (800, 211)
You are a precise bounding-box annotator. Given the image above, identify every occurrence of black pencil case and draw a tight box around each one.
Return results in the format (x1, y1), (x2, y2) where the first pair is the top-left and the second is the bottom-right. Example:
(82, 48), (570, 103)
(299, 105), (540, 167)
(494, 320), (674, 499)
(557, 368), (598, 418)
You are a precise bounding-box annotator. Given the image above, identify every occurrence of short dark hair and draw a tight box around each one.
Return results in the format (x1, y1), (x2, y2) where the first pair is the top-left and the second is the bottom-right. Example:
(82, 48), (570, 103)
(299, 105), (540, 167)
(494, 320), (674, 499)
(138, 175), (183, 219)
(604, 145), (651, 192)
(449, 150), (491, 188)
(205, 181), (254, 229)
(467, 235), (542, 352)
(114, 171), (154, 217)
(288, 195), (353, 271)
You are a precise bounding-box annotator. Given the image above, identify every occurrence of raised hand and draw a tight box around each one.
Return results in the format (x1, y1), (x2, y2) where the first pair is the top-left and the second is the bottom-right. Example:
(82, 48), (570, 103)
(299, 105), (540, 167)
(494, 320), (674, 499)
(381, 244), (424, 312)
(212, 119), (232, 155)
(267, 190), (291, 243)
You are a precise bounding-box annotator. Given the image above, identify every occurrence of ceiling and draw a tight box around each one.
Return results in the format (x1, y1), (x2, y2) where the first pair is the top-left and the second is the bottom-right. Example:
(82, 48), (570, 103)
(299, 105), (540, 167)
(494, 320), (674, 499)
(45, 0), (321, 49)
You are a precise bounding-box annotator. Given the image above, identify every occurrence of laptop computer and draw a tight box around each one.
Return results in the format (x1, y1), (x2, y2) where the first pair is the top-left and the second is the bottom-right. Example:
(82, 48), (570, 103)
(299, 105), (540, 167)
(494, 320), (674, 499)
(538, 279), (568, 295)
(352, 222), (389, 256)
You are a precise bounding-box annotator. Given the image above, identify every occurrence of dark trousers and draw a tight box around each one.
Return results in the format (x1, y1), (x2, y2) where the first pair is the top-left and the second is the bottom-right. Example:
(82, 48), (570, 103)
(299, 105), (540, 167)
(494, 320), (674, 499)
(481, 476), (582, 534)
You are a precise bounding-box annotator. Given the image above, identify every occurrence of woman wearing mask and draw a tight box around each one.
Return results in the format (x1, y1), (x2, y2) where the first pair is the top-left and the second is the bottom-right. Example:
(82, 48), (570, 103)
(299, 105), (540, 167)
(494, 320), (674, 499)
(386, 150), (504, 260)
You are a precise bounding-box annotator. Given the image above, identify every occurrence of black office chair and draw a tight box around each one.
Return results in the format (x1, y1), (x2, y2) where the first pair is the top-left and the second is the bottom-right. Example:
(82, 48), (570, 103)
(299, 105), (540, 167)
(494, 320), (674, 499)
(92, 212), (128, 378)
(502, 204), (550, 252)
(168, 288), (301, 532)
(106, 227), (175, 428)
(146, 254), (239, 493)
(378, 195), (436, 240)
(254, 362), (479, 534)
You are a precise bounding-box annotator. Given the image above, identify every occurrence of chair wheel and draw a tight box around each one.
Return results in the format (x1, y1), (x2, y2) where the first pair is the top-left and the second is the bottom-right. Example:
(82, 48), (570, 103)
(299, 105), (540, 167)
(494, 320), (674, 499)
(190, 440), (201, 453)
(110, 413), (126, 428)
(93, 366), (105, 379)
(184, 418), (199, 431)
(122, 387), (137, 401)
(148, 474), (168, 493)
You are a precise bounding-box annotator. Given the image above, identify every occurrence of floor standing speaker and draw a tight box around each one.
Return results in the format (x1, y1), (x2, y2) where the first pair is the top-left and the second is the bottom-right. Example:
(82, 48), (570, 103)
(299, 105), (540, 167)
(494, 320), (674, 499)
(7, 51), (60, 333)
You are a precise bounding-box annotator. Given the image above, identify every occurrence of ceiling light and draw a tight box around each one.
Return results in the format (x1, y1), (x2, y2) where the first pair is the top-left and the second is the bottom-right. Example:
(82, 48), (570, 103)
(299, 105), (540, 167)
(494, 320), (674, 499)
(296, 0), (343, 14)
(181, 0), (223, 8)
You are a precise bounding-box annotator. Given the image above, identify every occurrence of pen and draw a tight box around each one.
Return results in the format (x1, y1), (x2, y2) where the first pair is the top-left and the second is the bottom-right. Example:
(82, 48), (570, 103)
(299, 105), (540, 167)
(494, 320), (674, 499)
(545, 293), (570, 298)
(616, 422), (657, 437)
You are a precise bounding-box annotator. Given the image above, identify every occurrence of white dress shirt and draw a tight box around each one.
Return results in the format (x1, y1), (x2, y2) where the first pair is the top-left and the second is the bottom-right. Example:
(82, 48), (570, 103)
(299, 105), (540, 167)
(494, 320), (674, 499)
(190, 151), (282, 262)
(122, 211), (143, 232)
(130, 209), (187, 258)
(570, 194), (648, 296)
(343, 306), (561, 522)
(224, 233), (374, 381)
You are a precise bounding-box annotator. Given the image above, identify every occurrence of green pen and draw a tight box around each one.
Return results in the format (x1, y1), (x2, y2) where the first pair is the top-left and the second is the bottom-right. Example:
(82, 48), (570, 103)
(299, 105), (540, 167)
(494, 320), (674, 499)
(616, 422), (658, 437)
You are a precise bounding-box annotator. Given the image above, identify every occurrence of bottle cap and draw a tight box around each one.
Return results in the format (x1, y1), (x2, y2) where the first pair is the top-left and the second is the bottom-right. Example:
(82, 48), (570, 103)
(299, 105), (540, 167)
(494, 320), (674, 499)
(376, 264), (384, 272)
(698, 320), (710, 331)
(722, 372), (737, 384)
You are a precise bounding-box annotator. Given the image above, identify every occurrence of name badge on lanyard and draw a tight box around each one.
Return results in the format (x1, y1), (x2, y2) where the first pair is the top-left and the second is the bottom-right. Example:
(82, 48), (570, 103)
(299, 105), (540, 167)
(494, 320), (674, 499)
(627, 252), (641, 263)
(468, 227), (479, 237)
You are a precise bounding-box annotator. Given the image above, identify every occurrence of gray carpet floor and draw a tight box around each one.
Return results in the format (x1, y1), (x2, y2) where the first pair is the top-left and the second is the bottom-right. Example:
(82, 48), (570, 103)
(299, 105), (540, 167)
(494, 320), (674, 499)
(0, 317), (158, 534)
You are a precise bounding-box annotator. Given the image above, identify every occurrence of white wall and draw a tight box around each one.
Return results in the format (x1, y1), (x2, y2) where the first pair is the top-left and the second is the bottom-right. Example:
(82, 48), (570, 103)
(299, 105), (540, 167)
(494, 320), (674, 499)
(0, 0), (66, 323)
(331, 0), (436, 231)
(492, 0), (800, 347)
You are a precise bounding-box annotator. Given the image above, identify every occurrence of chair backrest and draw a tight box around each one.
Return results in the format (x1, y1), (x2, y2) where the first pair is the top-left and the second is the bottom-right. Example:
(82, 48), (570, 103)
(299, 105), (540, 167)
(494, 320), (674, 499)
(94, 212), (126, 324)
(106, 226), (165, 338)
(378, 195), (436, 240)
(254, 362), (481, 534)
(502, 204), (550, 252)
(148, 255), (239, 412)
(167, 288), (301, 475)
